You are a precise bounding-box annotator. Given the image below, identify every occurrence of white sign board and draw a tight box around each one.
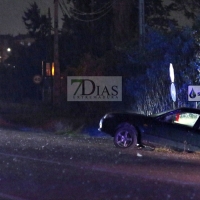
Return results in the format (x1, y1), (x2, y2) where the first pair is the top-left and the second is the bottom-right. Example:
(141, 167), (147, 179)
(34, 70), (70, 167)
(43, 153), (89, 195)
(188, 85), (200, 101)
(169, 63), (175, 83)
(170, 83), (176, 102)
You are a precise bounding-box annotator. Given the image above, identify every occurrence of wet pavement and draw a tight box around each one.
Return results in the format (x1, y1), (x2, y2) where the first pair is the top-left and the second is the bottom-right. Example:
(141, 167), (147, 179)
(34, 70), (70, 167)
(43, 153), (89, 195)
(0, 128), (199, 199)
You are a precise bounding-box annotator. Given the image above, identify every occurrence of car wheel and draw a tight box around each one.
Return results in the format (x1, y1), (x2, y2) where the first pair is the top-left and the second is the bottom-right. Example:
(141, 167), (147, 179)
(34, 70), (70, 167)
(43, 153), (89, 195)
(114, 126), (137, 148)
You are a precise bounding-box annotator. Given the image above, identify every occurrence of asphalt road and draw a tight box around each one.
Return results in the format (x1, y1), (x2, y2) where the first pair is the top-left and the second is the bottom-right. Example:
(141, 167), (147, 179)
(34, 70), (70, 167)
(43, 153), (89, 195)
(0, 128), (200, 200)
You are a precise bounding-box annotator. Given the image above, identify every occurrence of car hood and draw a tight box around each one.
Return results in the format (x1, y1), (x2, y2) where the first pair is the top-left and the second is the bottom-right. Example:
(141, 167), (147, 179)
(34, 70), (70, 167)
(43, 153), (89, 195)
(103, 111), (152, 120)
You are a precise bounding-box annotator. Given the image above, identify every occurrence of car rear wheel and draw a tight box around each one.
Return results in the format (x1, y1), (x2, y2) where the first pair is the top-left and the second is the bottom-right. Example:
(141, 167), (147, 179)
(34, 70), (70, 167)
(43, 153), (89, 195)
(114, 126), (137, 148)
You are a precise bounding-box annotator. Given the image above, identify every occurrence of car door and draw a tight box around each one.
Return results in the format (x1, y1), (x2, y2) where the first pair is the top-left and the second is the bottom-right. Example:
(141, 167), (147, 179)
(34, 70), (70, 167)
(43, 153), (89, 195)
(149, 112), (200, 149)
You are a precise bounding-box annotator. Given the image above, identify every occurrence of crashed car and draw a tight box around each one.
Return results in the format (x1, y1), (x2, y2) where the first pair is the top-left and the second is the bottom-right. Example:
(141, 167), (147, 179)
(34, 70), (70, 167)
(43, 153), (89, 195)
(98, 107), (200, 152)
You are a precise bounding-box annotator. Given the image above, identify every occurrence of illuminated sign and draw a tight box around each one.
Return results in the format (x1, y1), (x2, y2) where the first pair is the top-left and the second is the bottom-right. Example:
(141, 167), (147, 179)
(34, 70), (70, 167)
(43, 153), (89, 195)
(188, 85), (200, 101)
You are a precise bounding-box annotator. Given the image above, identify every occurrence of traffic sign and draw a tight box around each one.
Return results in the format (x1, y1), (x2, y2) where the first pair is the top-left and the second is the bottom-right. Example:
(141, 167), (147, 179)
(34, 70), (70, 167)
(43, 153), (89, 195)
(33, 75), (42, 84)
(170, 83), (176, 102)
(169, 63), (174, 83)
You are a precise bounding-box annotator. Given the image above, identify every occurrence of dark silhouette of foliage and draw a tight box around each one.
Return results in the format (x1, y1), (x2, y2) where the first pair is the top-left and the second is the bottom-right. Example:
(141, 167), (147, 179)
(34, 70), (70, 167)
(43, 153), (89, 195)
(60, 0), (177, 54)
(126, 27), (196, 114)
(167, 0), (200, 20)
(22, 2), (52, 39)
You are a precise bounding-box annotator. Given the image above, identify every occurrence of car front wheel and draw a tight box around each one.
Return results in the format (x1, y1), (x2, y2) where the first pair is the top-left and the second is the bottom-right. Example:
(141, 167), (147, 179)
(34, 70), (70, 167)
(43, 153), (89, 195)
(114, 126), (137, 148)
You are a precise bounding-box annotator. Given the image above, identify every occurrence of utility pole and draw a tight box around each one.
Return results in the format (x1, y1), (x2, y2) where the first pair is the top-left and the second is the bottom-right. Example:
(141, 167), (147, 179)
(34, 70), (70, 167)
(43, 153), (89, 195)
(139, 0), (145, 47)
(53, 0), (61, 105)
(90, 0), (94, 52)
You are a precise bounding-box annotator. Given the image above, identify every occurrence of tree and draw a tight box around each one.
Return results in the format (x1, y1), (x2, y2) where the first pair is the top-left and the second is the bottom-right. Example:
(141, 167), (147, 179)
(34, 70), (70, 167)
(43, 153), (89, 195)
(60, 0), (178, 52)
(22, 2), (53, 79)
(167, 0), (200, 20)
(112, 0), (178, 47)
(60, 0), (112, 55)
(22, 2), (52, 39)
(144, 0), (178, 29)
(126, 27), (196, 114)
(189, 16), (200, 85)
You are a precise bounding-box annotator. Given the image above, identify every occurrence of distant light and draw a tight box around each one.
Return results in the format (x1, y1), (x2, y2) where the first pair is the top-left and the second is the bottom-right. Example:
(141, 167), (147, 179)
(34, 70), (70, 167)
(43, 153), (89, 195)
(52, 62), (55, 76)
(46, 63), (51, 76)
(7, 48), (11, 52)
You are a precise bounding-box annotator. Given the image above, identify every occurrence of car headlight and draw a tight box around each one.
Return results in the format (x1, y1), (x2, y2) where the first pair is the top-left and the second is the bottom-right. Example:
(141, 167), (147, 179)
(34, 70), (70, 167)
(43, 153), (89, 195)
(99, 118), (103, 129)
(104, 113), (113, 119)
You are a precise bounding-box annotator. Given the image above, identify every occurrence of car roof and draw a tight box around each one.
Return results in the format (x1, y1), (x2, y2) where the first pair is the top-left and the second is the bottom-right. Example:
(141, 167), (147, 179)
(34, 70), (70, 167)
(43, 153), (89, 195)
(177, 107), (200, 114)
(153, 107), (200, 117)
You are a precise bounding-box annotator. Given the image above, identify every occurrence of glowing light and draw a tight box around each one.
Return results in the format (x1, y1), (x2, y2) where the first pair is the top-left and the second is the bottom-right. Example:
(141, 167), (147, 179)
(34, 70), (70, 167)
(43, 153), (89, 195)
(52, 62), (55, 76)
(169, 63), (174, 83)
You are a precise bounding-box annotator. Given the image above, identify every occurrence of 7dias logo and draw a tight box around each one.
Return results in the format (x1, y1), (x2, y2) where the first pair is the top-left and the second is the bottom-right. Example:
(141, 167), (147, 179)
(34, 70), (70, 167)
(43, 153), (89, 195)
(67, 76), (122, 101)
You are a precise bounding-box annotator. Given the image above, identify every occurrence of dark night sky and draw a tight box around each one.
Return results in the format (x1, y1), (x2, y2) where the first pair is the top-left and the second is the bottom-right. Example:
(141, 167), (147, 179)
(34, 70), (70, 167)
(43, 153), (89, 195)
(0, 0), (55, 35)
(0, 0), (190, 36)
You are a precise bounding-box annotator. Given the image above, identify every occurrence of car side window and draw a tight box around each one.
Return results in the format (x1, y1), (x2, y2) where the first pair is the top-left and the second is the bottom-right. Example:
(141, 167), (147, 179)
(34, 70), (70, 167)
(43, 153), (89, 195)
(158, 114), (176, 123)
(174, 113), (199, 127)
(158, 112), (200, 127)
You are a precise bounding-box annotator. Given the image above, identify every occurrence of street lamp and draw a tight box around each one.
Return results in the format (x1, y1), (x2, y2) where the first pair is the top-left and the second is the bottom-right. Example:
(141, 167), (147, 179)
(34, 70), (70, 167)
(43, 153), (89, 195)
(7, 48), (11, 52)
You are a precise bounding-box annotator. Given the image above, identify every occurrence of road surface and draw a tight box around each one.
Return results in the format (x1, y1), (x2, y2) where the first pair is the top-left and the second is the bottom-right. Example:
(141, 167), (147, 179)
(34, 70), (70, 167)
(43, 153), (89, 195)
(0, 128), (199, 200)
